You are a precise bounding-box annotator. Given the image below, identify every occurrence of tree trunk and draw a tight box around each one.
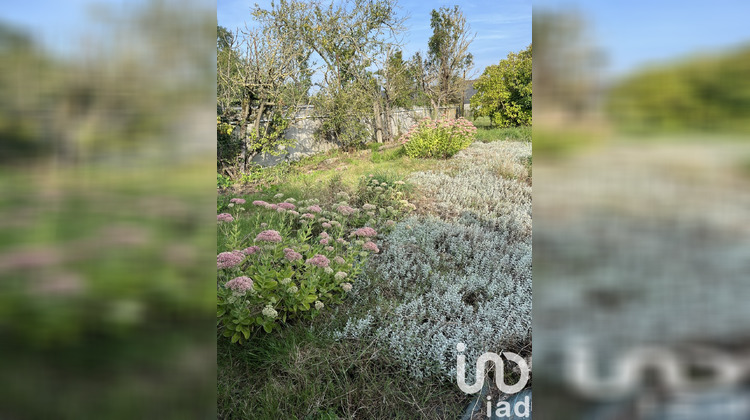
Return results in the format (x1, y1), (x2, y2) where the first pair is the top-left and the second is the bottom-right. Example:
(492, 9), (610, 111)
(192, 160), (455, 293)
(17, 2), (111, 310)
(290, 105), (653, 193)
(238, 98), (251, 173)
(383, 97), (393, 142)
(254, 102), (266, 141)
(431, 98), (440, 120)
(373, 100), (384, 144)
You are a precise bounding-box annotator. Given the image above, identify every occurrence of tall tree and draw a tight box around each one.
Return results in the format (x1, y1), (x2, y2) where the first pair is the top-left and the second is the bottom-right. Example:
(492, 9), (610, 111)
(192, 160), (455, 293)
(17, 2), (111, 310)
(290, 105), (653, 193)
(471, 44), (532, 127)
(421, 6), (475, 119)
(217, 23), (311, 172)
(217, 25), (240, 115)
(253, 0), (406, 147)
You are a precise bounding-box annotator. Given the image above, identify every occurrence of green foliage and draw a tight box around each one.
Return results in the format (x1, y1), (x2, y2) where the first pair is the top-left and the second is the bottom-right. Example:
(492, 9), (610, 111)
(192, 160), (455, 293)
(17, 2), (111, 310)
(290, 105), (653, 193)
(471, 44), (532, 127)
(382, 50), (428, 108)
(217, 174), (232, 189)
(608, 46), (750, 133)
(472, 119), (532, 143)
(423, 6), (474, 111)
(217, 203), (368, 343)
(247, 111), (295, 157)
(370, 146), (405, 163)
(402, 117), (476, 158)
(216, 169), (418, 344)
(216, 116), (240, 171)
(255, 0), (404, 149)
(217, 323), (467, 419)
(315, 83), (372, 150)
(354, 172), (415, 216)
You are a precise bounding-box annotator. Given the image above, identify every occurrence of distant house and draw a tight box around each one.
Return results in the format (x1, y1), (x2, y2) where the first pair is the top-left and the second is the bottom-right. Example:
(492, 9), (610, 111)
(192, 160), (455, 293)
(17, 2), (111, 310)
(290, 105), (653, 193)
(463, 79), (478, 105)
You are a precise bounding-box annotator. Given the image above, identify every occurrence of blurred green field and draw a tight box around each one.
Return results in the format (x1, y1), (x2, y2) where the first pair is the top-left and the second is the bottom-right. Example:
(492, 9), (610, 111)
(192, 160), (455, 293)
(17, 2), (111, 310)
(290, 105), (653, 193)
(0, 162), (216, 418)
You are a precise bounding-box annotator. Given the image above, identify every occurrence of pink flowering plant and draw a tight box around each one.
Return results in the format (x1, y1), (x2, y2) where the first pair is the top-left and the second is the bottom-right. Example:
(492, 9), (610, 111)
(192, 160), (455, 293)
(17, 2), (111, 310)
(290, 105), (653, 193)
(401, 117), (477, 159)
(217, 194), (384, 343)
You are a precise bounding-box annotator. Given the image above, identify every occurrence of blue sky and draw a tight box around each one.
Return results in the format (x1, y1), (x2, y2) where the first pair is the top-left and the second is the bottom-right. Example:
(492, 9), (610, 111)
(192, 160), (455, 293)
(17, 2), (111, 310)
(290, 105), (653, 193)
(0, 0), (156, 58)
(7, 1), (750, 80)
(218, 0), (532, 78)
(534, 0), (750, 78)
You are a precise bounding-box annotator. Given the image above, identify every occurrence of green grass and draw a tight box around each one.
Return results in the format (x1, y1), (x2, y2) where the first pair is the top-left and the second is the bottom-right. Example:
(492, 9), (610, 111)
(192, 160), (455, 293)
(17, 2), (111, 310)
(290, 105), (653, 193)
(223, 146), (440, 198)
(471, 116), (531, 143)
(217, 312), (468, 419)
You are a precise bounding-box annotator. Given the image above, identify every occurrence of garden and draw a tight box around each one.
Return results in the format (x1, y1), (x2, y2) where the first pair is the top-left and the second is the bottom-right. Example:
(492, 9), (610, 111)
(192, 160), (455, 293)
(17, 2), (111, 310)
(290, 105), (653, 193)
(216, 116), (531, 418)
(216, 1), (531, 417)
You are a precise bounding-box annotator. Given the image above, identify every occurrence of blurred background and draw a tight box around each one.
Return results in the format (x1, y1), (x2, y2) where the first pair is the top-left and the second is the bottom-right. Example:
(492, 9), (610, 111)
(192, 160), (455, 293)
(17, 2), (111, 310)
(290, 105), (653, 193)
(533, 1), (750, 419)
(0, 0), (216, 418)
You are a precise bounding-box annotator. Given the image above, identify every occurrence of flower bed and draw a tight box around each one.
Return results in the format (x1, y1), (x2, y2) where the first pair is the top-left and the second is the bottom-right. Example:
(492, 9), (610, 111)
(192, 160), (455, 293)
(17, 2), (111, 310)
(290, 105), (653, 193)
(217, 176), (414, 344)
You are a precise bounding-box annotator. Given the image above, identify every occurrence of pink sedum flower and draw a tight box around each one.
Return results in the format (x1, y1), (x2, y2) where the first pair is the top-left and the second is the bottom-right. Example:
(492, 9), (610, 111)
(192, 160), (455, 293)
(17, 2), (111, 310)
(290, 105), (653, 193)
(322, 222), (332, 229)
(362, 241), (380, 253)
(353, 227), (377, 237)
(230, 198), (246, 204)
(283, 248), (303, 261)
(217, 213), (234, 222)
(337, 205), (356, 216)
(225, 276), (254, 293)
(217, 250), (244, 269)
(308, 205), (322, 213)
(333, 256), (346, 265)
(305, 254), (330, 268)
(320, 238), (329, 245)
(301, 213), (315, 219)
(243, 246), (260, 255)
(252, 200), (268, 206)
(255, 230), (282, 243)
(277, 202), (296, 210)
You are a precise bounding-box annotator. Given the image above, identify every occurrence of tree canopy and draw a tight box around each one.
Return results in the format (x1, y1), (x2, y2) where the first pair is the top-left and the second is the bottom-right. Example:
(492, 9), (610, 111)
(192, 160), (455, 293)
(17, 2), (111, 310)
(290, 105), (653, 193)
(419, 5), (475, 117)
(471, 44), (532, 127)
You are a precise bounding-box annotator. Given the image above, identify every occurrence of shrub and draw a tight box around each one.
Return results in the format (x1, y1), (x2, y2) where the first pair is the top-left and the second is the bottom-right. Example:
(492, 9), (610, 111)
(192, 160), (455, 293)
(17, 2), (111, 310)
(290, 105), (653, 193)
(217, 199), (382, 343)
(410, 141), (532, 236)
(334, 216), (532, 381)
(217, 173), (232, 189)
(471, 45), (532, 127)
(334, 141), (532, 381)
(217, 116), (240, 172)
(353, 172), (415, 224)
(401, 117), (476, 159)
(216, 171), (417, 344)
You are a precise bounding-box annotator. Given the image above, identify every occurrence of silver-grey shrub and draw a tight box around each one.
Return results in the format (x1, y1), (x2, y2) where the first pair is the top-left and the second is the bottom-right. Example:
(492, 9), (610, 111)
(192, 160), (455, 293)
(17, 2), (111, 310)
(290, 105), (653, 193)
(334, 140), (532, 381)
(409, 141), (531, 238)
(334, 216), (531, 381)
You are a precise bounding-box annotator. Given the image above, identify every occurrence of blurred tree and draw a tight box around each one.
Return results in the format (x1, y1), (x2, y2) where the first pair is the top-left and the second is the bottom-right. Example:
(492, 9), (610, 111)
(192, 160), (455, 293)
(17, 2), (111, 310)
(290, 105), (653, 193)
(608, 47), (750, 133)
(471, 44), (532, 127)
(533, 11), (603, 122)
(0, 24), (50, 163)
